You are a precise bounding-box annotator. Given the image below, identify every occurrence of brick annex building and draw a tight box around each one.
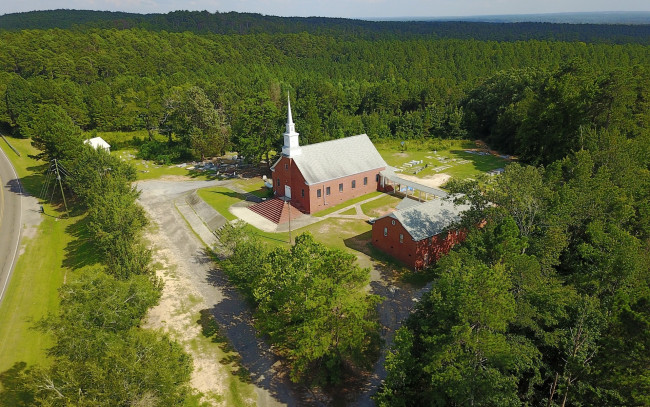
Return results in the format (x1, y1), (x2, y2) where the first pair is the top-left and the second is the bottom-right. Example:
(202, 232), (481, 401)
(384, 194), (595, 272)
(270, 97), (387, 214)
(371, 198), (470, 270)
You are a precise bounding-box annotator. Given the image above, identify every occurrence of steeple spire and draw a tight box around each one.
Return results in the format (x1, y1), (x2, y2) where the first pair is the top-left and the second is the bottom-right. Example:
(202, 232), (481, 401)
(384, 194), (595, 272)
(287, 92), (294, 128)
(282, 93), (302, 157)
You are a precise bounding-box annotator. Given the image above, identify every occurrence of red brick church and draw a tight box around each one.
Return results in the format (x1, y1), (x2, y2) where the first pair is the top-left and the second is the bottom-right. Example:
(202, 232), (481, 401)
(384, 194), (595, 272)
(270, 96), (387, 214)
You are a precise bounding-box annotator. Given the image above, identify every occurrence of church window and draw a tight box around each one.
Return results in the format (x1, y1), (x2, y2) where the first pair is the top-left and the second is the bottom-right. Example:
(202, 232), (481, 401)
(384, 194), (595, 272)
(400, 234), (404, 243)
(284, 163), (288, 170)
(364, 177), (368, 186)
(391, 220), (395, 225)
(383, 227), (388, 236)
(352, 180), (356, 189)
(276, 178), (280, 186)
(376, 174), (380, 182)
(339, 183), (343, 192)
(317, 189), (322, 198)
(301, 189), (304, 197)
(326, 187), (331, 196)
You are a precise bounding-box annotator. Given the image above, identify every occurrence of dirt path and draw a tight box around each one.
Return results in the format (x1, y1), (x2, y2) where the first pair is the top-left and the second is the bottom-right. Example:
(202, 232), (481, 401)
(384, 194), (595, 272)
(137, 179), (304, 406)
(352, 273), (430, 406)
(393, 172), (450, 188)
(136, 179), (429, 406)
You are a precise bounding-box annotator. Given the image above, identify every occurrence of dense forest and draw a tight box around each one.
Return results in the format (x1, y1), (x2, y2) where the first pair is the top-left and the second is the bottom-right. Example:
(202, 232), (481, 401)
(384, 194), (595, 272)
(1, 23), (648, 164)
(2, 10), (650, 43)
(0, 9), (649, 406)
(377, 132), (650, 405)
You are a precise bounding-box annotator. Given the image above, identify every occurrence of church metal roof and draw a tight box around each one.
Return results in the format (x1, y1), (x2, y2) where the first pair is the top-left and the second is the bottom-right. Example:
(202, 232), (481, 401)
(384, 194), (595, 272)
(284, 134), (387, 185)
(379, 169), (448, 198)
(381, 198), (470, 242)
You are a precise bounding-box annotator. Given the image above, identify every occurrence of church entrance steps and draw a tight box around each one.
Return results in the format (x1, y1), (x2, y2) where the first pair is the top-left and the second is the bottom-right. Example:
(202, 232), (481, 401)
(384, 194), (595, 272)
(247, 198), (302, 224)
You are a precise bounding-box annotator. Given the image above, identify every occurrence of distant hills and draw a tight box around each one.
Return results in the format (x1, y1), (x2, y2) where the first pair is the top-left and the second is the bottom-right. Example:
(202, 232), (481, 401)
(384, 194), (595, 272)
(0, 9), (649, 44)
(377, 11), (650, 25)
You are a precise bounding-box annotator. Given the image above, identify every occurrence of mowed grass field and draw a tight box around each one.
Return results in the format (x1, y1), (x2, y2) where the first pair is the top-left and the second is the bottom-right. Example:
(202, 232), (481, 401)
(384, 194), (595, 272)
(244, 217), (375, 269)
(375, 139), (509, 181)
(88, 134), (509, 273)
(87, 130), (510, 184)
(197, 183), (385, 269)
(0, 137), (74, 372)
(197, 187), (242, 221)
(114, 149), (215, 181)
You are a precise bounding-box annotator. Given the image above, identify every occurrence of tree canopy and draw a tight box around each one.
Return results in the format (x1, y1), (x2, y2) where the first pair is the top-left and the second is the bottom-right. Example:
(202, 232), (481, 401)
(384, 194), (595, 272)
(378, 128), (650, 406)
(221, 228), (380, 384)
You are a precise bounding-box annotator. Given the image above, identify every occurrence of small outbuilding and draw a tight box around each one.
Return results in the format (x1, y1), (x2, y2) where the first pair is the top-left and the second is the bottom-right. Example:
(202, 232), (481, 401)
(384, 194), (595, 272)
(83, 136), (111, 153)
(371, 198), (470, 270)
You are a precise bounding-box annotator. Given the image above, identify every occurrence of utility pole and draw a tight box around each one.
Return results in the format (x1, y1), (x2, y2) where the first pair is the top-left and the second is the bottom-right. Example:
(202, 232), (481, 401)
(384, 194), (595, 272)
(288, 199), (292, 245)
(54, 159), (70, 218)
(288, 159), (292, 245)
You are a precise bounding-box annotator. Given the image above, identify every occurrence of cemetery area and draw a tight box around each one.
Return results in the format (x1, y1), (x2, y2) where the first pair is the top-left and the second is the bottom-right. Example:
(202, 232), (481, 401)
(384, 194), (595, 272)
(97, 133), (512, 272)
(375, 139), (511, 182)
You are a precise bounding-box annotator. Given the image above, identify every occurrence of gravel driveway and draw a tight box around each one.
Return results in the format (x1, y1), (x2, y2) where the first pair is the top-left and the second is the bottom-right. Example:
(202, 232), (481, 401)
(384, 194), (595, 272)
(137, 179), (306, 406)
(136, 178), (430, 406)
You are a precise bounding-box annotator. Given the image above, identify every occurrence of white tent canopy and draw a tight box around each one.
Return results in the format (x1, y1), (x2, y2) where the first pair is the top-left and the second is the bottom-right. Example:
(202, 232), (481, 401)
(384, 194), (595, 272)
(83, 137), (111, 153)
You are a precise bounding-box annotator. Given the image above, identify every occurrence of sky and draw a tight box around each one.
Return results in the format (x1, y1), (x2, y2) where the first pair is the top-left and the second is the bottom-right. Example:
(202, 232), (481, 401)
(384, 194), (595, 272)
(1, 0), (649, 19)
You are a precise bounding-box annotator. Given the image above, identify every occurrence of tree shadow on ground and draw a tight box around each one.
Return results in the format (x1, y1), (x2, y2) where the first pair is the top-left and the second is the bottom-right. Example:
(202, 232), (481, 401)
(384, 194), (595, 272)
(342, 230), (415, 282)
(6, 171), (48, 200)
(187, 168), (222, 180)
(62, 215), (103, 270)
(204, 189), (246, 200)
(449, 150), (508, 172)
(21, 164), (48, 196)
(196, 309), (253, 383)
(248, 187), (273, 199)
(204, 265), (314, 406)
(0, 362), (35, 406)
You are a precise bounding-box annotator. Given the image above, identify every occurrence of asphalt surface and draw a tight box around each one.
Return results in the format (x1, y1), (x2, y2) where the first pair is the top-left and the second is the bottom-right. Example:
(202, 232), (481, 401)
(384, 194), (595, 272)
(0, 144), (22, 306)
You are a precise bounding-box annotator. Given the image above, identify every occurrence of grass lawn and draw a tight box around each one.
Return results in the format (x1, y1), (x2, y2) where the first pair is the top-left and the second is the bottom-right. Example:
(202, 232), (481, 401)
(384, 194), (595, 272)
(243, 218), (375, 268)
(96, 131), (244, 182)
(340, 207), (357, 215)
(0, 137), (77, 372)
(0, 214), (73, 372)
(0, 136), (46, 193)
(312, 191), (383, 217)
(194, 182), (385, 268)
(84, 130), (150, 148)
(197, 187), (243, 221)
(113, 149), (216, 181)
(361, 194), (402, 218)
(234, 179), (273, 199)
(375, 139), (509, 182)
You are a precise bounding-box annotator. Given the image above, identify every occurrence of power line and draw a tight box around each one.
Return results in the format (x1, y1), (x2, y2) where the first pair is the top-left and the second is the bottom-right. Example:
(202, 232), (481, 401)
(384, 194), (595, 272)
(54, 159), (70, 218)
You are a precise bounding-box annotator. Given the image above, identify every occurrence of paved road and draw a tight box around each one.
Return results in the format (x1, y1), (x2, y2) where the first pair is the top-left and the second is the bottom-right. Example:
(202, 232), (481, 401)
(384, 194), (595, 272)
(0, 144), (22, 306)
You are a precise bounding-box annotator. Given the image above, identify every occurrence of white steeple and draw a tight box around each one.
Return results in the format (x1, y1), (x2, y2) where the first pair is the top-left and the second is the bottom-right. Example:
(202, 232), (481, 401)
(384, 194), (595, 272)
(282, 93), (302, 157)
